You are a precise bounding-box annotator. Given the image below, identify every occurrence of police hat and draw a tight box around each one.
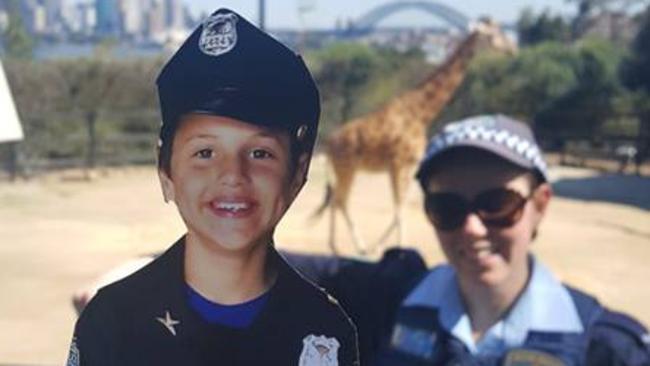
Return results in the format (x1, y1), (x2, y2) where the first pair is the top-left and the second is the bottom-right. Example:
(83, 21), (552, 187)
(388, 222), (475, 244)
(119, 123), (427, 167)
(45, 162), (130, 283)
(415, 114), (548, 184)
(156, 8), (320, 153)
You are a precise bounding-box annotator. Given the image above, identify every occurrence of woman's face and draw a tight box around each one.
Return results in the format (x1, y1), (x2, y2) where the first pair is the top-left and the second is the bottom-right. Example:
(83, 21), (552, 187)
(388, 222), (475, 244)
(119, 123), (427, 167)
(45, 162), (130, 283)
(425, 156), (550, 289)
(159, 114), (307, 254)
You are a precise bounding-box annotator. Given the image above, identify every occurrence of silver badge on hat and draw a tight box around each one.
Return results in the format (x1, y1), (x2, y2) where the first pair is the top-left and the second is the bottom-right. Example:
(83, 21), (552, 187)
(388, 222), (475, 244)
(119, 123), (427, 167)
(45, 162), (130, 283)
(199, 12), (239, 57)
(296, 125), (308, 141)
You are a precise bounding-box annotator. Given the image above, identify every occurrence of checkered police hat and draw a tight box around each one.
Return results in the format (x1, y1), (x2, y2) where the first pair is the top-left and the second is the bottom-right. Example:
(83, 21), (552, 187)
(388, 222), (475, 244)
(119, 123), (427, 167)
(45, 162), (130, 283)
(156, 8), (320, 153)
(415, 115), (548, 183)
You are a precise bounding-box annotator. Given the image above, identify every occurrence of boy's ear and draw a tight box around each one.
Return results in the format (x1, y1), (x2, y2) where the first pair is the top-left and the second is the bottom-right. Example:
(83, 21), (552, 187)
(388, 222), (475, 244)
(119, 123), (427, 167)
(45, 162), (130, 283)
(289, 153), (311, 199)
(158, 169), (175, 203)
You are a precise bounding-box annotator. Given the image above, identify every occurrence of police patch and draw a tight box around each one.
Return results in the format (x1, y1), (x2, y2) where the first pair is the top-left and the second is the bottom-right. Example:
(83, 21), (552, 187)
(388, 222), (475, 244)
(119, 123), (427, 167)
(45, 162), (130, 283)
(299, 334), (340, 366)
(503, 349), (567, 366)
(66, 337), (80, 366)
(199, 12), (238, 57)
(389, 324), (437, 360)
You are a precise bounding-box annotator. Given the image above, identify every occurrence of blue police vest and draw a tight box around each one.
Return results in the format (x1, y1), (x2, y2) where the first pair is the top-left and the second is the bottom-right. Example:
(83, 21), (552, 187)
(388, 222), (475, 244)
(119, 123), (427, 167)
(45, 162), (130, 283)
(375, 287), (602, 366)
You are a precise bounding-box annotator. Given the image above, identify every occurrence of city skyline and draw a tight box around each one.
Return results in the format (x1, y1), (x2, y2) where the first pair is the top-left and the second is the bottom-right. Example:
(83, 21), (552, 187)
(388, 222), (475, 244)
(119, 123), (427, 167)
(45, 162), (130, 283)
(182, 0), (577, 28)
(65, 0), (579, 30)
(14, 0), (192, 42)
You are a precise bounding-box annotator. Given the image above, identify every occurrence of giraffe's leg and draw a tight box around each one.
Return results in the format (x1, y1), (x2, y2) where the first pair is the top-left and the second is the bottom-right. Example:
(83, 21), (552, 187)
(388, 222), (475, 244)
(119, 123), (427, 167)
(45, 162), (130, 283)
(370, 167), (402, 253)
(328, 198), (339, 256)
(389, 165), (412, 246)
(331, 161), (366, 255)
(341, 206), (367, 255)
(375, 219), (398, 248)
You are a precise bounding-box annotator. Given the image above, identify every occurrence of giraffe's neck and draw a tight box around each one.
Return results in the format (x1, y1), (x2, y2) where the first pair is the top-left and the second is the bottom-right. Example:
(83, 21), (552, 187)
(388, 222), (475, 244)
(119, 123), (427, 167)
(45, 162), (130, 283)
(404, 32), (481, 128)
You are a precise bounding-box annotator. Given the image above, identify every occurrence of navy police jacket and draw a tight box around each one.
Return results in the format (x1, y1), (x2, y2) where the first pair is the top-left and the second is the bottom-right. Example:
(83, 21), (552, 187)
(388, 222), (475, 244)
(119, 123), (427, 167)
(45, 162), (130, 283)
(67, 238), (360, 366)
(285, 248), (650, 366)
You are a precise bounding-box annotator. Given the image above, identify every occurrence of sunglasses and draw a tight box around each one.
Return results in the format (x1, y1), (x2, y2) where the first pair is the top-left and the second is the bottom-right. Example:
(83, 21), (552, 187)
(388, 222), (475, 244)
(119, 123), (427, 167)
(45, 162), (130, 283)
(424, 187), (535, 231)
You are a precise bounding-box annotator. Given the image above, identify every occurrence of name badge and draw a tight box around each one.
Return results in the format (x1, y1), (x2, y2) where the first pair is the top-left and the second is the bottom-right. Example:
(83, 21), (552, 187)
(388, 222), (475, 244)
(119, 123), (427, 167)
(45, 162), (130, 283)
(503, 349), (567, 366)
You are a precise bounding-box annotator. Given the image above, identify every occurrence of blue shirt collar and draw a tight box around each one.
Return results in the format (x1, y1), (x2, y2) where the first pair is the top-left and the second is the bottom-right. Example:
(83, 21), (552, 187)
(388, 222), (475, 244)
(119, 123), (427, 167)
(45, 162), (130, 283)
(403, 257), (584, 354)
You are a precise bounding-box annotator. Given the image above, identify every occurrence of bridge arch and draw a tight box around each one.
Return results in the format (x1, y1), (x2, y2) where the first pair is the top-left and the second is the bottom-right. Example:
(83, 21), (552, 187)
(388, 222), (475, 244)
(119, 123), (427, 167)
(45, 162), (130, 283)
(352, 1), (471, 33)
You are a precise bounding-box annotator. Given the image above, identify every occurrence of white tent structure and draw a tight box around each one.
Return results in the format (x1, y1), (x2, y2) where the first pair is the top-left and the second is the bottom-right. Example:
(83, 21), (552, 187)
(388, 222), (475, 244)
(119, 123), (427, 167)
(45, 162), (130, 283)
(0, 59), (23, 143)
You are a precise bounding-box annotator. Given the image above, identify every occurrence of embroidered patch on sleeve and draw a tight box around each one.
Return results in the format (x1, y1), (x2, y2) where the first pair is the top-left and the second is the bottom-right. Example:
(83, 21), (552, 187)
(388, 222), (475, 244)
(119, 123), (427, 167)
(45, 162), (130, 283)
(66, 337), (80, 366)
(389, 324), (437, 360)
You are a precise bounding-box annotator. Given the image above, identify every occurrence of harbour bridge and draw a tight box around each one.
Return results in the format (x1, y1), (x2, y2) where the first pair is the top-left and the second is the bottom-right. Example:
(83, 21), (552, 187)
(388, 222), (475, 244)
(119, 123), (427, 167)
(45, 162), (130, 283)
(348, 0), (472, 35)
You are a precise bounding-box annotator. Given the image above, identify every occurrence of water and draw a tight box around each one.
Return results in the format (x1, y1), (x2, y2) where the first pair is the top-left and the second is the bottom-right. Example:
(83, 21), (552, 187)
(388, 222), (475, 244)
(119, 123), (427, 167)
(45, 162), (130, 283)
(34, 42), (167, 60)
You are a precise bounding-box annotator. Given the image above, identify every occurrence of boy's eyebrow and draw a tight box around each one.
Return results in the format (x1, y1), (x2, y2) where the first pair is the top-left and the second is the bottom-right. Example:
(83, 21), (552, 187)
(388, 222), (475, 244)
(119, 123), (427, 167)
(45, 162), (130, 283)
(182, 132), (285, 144)
(182, 134), (220, 143)
(253, 131), (285, 143)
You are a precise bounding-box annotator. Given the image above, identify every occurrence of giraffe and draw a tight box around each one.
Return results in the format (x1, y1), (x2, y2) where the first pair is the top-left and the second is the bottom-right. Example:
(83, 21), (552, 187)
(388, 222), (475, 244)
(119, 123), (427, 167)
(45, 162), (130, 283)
(313, 19), (517, 255)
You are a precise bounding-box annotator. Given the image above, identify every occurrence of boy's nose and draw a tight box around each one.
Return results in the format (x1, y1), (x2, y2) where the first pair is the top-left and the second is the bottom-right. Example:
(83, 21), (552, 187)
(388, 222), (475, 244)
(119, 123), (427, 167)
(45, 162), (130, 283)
(219, 156), (247, 186)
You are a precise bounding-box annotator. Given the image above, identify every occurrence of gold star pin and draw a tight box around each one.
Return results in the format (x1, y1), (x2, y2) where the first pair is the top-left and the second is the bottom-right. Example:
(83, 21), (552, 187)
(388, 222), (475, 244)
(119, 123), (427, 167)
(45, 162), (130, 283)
(156, 310), (180, 336)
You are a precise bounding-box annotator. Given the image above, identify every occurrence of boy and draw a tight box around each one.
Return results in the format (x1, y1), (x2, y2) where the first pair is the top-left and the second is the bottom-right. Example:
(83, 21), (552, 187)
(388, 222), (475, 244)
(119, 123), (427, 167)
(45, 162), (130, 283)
(66, 8), (359, 366)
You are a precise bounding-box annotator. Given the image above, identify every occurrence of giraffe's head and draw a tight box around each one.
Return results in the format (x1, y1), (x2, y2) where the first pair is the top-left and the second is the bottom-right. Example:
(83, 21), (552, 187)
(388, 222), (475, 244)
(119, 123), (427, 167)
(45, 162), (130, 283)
(468, 17), (518, 55)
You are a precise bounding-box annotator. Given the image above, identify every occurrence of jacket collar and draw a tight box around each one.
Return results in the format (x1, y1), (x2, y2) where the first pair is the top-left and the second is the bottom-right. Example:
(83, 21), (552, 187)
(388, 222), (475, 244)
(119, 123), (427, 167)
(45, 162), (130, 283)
(402, 256), (584, 352)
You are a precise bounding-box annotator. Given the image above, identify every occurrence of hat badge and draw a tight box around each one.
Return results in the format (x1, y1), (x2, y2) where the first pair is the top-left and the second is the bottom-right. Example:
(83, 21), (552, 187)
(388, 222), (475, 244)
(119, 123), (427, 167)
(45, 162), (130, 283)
(199, 12), (239, 57)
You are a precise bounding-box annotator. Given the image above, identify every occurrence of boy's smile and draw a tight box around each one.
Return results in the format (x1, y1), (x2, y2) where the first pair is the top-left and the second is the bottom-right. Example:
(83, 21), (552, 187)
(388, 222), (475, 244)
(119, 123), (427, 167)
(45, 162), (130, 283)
(210, 198), (257, 218)
(159, 114), (306, 254)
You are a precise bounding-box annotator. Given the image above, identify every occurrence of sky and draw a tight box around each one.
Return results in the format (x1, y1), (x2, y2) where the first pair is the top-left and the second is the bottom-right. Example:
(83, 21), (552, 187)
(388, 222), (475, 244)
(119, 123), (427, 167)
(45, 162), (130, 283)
(181, 0), (577, 29)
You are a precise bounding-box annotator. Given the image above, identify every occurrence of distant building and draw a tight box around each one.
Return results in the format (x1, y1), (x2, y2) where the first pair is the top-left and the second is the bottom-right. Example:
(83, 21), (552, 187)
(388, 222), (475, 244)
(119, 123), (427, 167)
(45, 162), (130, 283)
(0, 9), (8, 33)
(20, 0), (47, 35)
(43, 0), (63, 34)
(119, 0), (142, 38)
(165, 0), (184, 30)
(145, 0), (166, 41)
(77, 3), (96, 36)
(96, 0), (121, 37)
(580, 11), (640, 43)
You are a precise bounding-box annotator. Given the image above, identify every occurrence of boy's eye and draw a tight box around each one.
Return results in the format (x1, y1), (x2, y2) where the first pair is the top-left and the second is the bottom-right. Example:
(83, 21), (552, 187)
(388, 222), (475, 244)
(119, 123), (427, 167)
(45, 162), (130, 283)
(194, 149), (214, 159)
(250, 149), (273, 159)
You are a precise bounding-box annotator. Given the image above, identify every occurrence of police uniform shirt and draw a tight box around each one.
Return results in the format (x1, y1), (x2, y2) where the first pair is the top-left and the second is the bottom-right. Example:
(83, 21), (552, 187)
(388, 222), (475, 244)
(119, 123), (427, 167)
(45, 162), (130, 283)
(401, 256), (583, 357)
(380, 256), (650, 365)
(67, 237), (360, 366)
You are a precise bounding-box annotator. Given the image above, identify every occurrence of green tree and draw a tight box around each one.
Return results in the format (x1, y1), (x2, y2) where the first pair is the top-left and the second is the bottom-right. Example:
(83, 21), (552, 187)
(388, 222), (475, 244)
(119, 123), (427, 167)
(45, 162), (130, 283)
(56, 58), (122, 172)
(535, 38), (627, 140)
(309, 43), (428, 136)
(517, 8), (571, 46)
(310, 43), (380, 130)
(0, 0), (34, 59)
(620, 5), (650, 169)
(440, 42), (580, 123)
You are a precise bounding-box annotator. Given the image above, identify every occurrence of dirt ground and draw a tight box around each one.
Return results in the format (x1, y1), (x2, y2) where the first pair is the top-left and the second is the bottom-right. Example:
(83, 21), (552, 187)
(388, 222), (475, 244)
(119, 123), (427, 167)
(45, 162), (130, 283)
(1, 156), (649, 365)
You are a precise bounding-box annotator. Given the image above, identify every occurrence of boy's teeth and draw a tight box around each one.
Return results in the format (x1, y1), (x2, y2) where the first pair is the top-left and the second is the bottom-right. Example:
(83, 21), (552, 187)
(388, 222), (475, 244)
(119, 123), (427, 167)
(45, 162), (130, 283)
(217, 202), (249, 211)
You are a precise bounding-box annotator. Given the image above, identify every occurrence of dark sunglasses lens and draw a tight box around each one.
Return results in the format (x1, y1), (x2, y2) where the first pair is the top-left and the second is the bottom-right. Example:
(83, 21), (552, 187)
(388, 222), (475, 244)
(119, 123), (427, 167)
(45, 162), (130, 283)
(425, 193), (467, 230)
(475, 189), (527, 227)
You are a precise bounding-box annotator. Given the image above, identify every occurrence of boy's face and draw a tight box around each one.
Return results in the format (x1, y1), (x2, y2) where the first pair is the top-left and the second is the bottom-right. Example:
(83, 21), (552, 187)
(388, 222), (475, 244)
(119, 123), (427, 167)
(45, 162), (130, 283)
(158, 114), (308, 253)
(425, 155), (551, 289)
